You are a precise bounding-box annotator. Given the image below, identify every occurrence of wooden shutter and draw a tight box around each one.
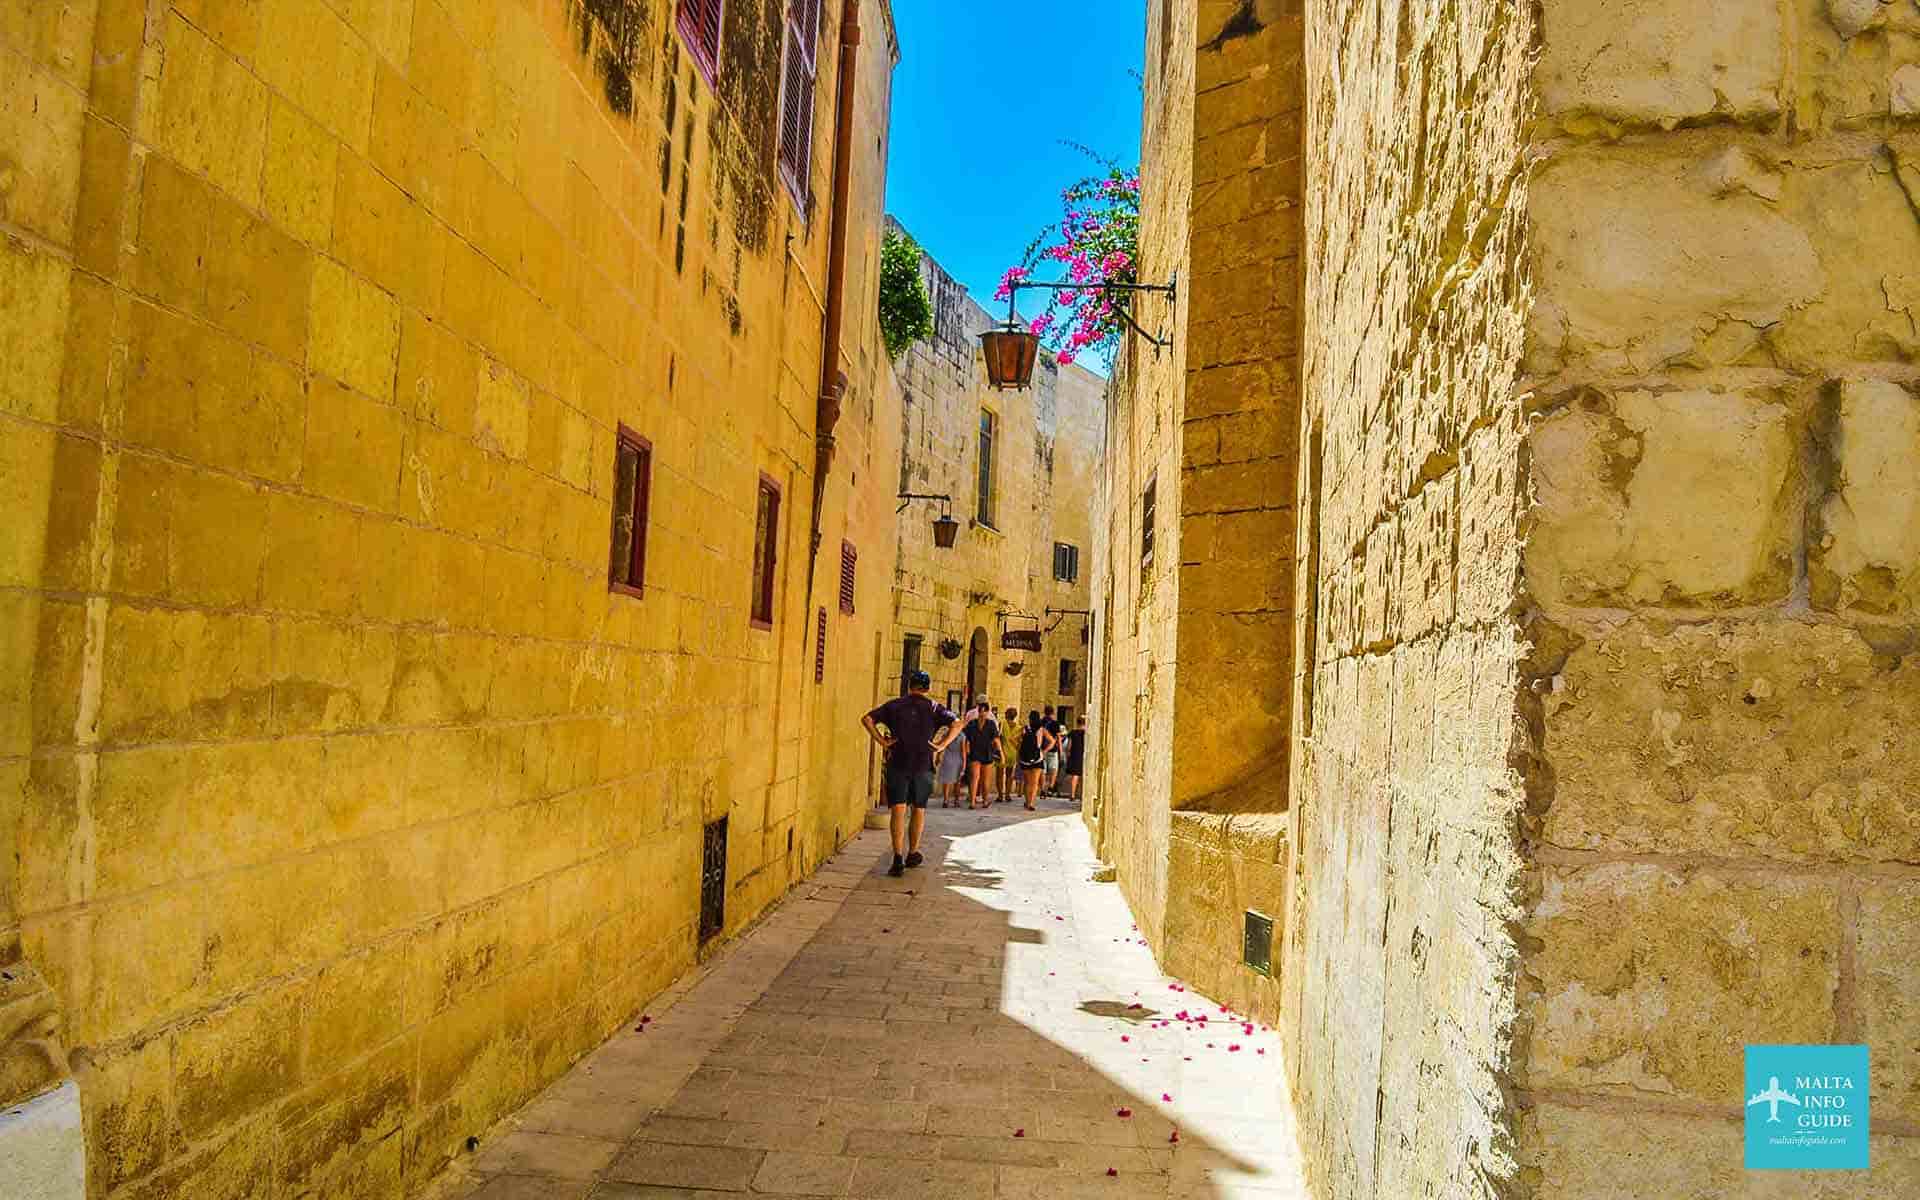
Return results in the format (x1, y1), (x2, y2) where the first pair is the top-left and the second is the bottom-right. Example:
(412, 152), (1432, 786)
(677, 0), (724, 85)
(838, 541), (857, 614)
(815, 607), (828, 683)
(777, 3), (817, 207)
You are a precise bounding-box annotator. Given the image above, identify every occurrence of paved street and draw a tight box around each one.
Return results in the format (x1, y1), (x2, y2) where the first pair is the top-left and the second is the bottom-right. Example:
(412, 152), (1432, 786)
(431, 800), (1311, 1199)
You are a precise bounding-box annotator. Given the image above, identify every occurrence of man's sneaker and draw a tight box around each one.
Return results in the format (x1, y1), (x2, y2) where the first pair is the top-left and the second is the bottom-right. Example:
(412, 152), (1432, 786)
(904, 851), (924, 868)
(888, 858), (906, 877)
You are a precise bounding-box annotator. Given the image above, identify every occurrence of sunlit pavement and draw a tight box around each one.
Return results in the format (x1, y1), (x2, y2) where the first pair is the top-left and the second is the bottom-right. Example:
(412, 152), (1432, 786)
(432, 798), (1312, 1199)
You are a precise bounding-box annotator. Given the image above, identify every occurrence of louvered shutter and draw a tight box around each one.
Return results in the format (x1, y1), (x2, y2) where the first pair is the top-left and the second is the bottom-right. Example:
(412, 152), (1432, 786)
(677, 0), (724, 84)
(838, 542), (857, 614)
(777, 0), (818, 207)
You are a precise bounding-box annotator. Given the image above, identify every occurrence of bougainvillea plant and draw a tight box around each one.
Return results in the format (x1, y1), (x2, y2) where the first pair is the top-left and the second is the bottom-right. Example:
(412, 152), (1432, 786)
(996, 155), (1141, 366)
(878, 228), (935, 360)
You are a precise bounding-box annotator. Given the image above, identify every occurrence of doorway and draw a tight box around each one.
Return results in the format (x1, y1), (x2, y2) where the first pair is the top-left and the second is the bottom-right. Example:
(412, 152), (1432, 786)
(966, 627), (988, 703)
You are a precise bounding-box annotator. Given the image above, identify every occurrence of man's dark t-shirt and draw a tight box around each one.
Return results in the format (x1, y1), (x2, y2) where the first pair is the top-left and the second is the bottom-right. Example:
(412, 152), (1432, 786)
(1044, 717), (1062, 744)
(869, 695), (951, 776)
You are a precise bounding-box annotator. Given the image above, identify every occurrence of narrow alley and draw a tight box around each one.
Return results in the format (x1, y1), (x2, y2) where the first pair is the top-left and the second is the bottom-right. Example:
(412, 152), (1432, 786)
(434, 800), (1309, 1200)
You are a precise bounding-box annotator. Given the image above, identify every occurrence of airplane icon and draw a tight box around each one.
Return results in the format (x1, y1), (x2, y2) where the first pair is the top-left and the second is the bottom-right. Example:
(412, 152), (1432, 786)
(1747, 1076), (1802, 1123)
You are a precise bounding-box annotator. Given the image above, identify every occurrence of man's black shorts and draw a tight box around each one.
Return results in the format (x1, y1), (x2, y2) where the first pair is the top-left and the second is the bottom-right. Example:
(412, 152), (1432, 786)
(884, 769), (935, 810)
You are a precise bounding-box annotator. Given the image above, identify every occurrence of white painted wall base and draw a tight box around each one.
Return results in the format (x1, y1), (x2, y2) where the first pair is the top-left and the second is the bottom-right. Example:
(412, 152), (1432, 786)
(0, 1080), (85, 1200)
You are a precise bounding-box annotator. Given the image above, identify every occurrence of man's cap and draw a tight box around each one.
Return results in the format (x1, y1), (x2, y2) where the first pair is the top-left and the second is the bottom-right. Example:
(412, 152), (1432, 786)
(909, 670), (931, 690)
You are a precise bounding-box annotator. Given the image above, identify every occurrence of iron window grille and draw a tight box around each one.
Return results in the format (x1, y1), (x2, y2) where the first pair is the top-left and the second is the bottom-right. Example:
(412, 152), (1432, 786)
(901, 635), (923, 696)
(700, 818), (728, 943)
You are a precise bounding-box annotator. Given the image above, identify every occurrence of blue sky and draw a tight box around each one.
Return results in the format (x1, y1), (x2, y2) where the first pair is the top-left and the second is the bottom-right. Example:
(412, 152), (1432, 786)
(884, 3), (1146, 323)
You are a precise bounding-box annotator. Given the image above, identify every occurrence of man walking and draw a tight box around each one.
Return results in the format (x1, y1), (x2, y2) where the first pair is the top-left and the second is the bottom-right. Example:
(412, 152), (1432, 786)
(863, 671), (959, 877)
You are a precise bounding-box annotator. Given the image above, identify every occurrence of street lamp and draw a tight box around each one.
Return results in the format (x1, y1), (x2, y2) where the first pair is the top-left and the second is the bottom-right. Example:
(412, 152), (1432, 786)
(980, 273), (1178, 391)
(897, 492), (959, 548)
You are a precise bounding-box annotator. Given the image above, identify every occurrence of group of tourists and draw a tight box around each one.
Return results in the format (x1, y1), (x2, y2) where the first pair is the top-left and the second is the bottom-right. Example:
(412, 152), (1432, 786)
(860, 672), (1089, 878)
(937, 699), (1085, 812)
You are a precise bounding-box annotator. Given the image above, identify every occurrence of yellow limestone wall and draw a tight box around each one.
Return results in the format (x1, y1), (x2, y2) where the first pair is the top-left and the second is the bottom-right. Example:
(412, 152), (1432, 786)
(0, 1), (900, 1196)
(1092, 1), (1920, 1197)
(1082, 0), (1301, 1024)
(1517, 1), (1920, 1191)
(885, 229), (1104, 725)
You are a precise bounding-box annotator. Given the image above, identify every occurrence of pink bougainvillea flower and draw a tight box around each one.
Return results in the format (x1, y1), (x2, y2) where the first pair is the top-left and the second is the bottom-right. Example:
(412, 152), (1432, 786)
(1228, 1044), (1242, 1052)
(1107, 1168), (1119, 1177)
(1116, 1108), (1132, 1118)
(1258, 1048), (1268, 1056)
(1161, 1093), (1172, 1102)
(1170, 1130), (1181, 1144)
(1014, 1128), (1026, 1138)
(1121, 1035), (1130, 1043)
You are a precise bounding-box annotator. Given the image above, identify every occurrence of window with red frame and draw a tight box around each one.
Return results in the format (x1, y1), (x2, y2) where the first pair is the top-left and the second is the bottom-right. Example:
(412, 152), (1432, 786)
(676, 0), (724, 87)
(751, 476), (781, 627)
(777, 0), (821, 208)
(609, 428), (651, 596)
(814, 607), (828, 683)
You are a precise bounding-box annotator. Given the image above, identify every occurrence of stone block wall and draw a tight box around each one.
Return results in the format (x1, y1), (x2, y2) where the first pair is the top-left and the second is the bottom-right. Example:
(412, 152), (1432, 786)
(1283, 2), (1535, 1198)
(1518, 0), (1920, 1189)
(0, 2), (901, 1197)
(884, 229), (1104, 729)
(1083, 0), (1303, 1037)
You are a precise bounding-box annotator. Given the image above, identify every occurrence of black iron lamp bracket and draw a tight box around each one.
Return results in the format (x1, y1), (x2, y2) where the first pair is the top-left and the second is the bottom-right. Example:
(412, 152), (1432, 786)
(896, 490), (952, 514)
(1004, 272), (1178, 353)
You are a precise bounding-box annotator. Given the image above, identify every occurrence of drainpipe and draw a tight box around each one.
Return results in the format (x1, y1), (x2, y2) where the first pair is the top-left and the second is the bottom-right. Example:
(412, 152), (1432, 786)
(805, 0), (862, 603)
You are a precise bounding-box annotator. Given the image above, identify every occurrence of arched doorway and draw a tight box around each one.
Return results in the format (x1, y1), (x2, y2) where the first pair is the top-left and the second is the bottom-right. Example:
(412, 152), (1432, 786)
(965, 627), (988, 703)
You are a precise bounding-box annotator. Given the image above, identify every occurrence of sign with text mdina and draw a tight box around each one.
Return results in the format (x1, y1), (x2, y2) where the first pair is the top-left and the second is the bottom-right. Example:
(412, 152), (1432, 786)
(1001, 629), (1043, 652)
(1744, 1044), (1869, 1171)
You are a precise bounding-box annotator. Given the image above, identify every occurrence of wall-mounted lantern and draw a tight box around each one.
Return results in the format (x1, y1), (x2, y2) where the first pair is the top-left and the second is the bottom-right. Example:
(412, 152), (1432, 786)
(980, 273), (1179, 391)
(897, 491), (959, 548)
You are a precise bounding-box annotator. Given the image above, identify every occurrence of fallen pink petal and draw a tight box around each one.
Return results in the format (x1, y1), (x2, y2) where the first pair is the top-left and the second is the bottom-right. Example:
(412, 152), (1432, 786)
(1116, 1107), (1132, 1118)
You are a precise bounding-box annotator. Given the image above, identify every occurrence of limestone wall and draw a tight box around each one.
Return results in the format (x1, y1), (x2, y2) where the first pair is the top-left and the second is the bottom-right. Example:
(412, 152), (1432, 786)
(0, 2), (901, 1197)
(1518, 1), (1920, 1189)
(1083, 0), (1303, 1031)
(1082, 0), (1195, 953)
(1282, 2), (1536, 1198)
(884, 228), (1104, 731)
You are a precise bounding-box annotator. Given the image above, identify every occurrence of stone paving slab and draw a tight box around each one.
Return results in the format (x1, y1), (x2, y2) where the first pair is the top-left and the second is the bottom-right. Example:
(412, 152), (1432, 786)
(425, 800), (1311, 1199)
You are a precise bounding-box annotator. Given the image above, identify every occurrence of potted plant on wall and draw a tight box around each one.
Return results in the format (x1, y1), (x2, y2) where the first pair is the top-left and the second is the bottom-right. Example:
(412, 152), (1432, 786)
(1004, 660), (1024, 677)
(938, 637), (963, 660)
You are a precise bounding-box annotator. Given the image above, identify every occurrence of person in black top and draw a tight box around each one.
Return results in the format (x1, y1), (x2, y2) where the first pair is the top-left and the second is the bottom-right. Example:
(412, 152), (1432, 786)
(863, 671), (960, 876)
(1041, 705), (1064, 794)
(1062, 716), (1088, 802)
(961, 701), (1000, 810)
(1018, 710), (1058, 812)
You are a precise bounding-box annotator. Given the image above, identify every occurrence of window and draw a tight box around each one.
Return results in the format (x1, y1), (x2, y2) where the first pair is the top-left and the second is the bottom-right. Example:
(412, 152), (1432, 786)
(1057, 705), (1073, 727)
(977, 410), (997, 526)
(814, 607), (828, 683)
(777, 0), (820, 209)
(838, 541), (857, 614)
(1053, 542), (1080, 583)
(1059, 659), (1078, 695)
(751, 475), (781, 627)
(676, 0), (724, 89)
(609, 427), (652, 596)
(1140, 476), (1157, 582)
(901, 635), (923, 696)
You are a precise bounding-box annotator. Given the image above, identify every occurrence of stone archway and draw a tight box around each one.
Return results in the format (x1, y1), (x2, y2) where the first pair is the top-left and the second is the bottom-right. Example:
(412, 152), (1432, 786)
(965, 627), (989, 702)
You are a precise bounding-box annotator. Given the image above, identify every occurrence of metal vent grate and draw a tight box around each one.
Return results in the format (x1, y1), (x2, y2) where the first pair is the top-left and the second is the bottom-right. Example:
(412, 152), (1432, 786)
(700, 818), (728, 943)
(1243, 910), (1274, 976)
